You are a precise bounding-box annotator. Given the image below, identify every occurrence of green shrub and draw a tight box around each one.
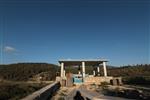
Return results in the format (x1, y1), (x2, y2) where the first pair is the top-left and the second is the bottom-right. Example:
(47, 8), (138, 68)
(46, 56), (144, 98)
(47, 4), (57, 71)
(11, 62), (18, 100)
(123, 76), (150, 85)
(101, 81), (110, 86)
(0, 82), (47, 100)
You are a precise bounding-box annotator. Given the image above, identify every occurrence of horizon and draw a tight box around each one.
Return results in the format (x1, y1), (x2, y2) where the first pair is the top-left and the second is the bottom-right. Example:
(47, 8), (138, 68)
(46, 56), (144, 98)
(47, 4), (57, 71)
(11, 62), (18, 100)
(0, 60), (149, 67)
(0, 0), (149, 66)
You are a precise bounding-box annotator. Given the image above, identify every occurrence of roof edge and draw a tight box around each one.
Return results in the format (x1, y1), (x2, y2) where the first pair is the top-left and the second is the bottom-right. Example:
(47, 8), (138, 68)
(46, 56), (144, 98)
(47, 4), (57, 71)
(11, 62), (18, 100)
(58, 59), (108, 62)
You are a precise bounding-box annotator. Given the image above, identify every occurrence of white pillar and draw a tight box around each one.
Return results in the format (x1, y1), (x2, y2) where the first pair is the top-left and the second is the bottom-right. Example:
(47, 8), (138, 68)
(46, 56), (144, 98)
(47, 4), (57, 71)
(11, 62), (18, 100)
(103, 62), (107, 77)
(63, 70), (66, 78)
(97, 66), (100, 76)
(93, 70), (95, 76)
(78, 65), (81, 75)
(78, 71), (81, 75)
(82, 62), (85, 78)
(60, 62), (64, 78)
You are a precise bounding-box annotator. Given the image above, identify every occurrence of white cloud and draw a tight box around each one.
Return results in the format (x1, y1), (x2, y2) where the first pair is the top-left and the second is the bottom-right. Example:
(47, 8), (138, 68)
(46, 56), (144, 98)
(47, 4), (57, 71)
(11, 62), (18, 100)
(4, 46), (16, 53)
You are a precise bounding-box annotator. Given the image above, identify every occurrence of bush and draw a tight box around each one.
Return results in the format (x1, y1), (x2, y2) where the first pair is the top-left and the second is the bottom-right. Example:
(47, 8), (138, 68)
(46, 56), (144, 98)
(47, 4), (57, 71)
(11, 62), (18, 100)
(123, 76), (150, 85)
(101, 82), (110, 86)
(101, 82), (110, 89)
(0, 82), (47, 100)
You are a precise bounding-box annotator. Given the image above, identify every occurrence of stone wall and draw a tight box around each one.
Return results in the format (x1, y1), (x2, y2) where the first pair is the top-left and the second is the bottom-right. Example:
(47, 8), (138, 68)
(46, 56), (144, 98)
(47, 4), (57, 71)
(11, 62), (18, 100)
(84, 76), (113, 85)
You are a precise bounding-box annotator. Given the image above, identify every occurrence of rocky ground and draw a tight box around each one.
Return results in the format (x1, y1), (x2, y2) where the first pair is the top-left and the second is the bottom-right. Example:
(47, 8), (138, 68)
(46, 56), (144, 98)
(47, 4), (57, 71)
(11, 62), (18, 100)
(51, 86), (79, 100)
(51, 84), (147, 100)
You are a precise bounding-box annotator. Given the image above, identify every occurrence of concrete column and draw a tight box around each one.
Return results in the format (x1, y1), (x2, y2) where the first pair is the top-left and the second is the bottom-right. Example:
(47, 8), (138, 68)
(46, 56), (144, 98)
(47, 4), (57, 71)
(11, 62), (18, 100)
(103, 62), (107, 77)
(78, 71), (81, 75)
(82, 62), (85, 78)
(93, 70), (95, 76)
(60, 62), (64, 78)
(78, 65), (81, 75)
(63, 70), (66, 78)
(97, 66), (100, 76)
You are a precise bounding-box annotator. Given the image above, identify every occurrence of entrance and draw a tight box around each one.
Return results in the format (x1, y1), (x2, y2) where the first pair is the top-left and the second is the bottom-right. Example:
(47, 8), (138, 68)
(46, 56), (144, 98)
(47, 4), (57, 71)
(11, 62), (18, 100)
(73, 74), (83, 84)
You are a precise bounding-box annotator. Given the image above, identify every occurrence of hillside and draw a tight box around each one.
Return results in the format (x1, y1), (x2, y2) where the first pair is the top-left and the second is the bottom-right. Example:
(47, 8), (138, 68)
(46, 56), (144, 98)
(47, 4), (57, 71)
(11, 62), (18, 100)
(0, 63), (149, 84)
(107, 64), (150, 85)
(0, 63), (59, 81)
(64, 64), (150, 85)
(0, 63), (149, 100)
(64, 64), (150, 77)
(108, 64), (150, 77)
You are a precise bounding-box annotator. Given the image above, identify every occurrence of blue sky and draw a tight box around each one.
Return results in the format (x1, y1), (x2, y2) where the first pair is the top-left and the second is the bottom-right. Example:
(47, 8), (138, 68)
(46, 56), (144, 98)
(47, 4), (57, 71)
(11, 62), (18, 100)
(0, 0), (149, 66)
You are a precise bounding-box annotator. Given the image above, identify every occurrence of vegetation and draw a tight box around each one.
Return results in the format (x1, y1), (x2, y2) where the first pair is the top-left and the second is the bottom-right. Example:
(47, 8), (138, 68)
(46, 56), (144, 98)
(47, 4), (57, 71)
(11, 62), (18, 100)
(122, 76), (150, 85)
(103, 86), (150, 100)
(0, 63), (58, 81)
(0, 81), (48, 100)
(0, 63), (149, 84)
(0, 63), (149, 99)
(0, 63), (58, 100)
(108, 64), (150, 77)
(107, 64), (150, 85)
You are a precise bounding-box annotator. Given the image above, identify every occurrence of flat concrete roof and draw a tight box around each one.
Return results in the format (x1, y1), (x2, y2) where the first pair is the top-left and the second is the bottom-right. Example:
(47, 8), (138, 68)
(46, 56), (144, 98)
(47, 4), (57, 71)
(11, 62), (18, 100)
(58, 59), (108, 66)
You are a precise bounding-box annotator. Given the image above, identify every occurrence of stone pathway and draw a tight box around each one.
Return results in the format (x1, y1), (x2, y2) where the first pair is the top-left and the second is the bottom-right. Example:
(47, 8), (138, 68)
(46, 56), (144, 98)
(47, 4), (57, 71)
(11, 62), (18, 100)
(51, 86), (78, 100)
(77, 85), (134, 100)
(51, 85), (134, 100)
